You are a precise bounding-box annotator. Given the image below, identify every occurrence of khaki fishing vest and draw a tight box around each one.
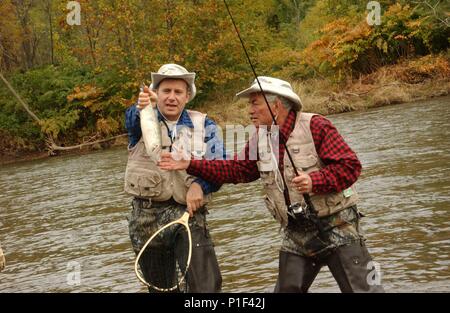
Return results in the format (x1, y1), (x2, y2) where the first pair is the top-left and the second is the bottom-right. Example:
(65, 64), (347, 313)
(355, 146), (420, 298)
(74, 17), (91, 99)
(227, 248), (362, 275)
(124, 109), (211, 205)
(257, 112), (359, 227)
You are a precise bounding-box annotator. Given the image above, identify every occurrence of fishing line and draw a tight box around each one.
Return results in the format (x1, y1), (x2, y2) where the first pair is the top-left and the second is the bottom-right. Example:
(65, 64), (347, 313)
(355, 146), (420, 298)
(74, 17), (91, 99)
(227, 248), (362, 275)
(223, 0), (309, 203)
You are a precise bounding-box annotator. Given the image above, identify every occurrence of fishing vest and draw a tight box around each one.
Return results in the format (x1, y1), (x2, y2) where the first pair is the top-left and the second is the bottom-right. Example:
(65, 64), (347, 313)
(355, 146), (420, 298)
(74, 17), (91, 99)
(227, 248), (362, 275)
(124, 109), (211, 205)
(257, 112), (359, 227)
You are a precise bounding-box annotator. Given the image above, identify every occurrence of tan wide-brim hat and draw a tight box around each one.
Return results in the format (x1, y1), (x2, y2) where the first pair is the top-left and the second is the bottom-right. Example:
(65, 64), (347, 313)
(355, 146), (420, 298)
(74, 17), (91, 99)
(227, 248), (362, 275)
(150, 64), (197, 102)
(236, 76), (302, 111)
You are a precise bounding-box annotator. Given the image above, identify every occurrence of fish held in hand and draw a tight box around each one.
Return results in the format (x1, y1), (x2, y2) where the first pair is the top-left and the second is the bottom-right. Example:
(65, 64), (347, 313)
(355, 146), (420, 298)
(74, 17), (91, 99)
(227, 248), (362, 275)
(140, 85), (162, 160)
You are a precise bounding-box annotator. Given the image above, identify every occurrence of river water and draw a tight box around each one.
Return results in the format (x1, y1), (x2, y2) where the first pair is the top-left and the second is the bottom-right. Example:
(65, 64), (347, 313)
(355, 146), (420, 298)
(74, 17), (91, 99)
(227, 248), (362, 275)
(1, 96), (449, 292)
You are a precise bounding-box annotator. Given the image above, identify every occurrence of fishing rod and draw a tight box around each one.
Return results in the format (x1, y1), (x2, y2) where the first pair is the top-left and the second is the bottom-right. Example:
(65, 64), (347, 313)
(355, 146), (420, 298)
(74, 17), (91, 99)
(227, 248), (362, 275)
(223, 0), (324, 233)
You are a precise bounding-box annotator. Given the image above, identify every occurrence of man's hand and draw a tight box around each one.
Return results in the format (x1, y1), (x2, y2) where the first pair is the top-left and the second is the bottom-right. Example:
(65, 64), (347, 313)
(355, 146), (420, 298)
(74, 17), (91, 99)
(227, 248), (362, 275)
(186, 182), (204, 217)
(292, 172), (313, 194)
(158, 152), (190, 171)
(137, 85), (157, 110)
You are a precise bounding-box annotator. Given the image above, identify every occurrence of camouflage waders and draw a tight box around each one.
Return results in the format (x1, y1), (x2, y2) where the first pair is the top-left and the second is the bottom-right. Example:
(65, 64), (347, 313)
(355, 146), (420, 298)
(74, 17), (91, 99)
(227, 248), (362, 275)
(128, 198), (222, 293)
(275, 206), (385, 293)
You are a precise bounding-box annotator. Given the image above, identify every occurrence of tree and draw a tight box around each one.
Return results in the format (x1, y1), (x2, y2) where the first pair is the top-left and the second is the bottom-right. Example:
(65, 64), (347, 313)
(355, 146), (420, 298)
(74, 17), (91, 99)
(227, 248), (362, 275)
(0, 0), (22, 71)
(12, 0), (40, 70)
(43, 0), (54, 65)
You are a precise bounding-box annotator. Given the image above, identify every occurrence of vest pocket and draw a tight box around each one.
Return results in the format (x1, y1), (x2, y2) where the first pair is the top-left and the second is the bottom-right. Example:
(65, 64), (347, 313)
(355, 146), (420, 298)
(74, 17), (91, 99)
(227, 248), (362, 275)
(259, 171), (275, 186)
(325, 192), (345, 207)
(259, 172), (278, 218)
(139, 171), (162, 197)
(125, 170), (162, 198)
(257, 159), (276, 172)
(264, 196), (277, 220)
(312, 192), (346, 217)
(292, 153), (318, 171)
(125, 173), (140, 196)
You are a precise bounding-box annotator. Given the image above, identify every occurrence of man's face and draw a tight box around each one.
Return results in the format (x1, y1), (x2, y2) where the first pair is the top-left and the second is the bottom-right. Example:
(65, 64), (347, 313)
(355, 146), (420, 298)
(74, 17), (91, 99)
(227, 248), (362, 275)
(248, 93), (276, 128)
(156, 79), (190, 121)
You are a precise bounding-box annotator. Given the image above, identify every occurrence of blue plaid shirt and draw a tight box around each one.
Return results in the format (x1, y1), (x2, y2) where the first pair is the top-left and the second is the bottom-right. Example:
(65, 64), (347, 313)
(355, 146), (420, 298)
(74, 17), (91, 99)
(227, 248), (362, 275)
(125, 105), (224, 195)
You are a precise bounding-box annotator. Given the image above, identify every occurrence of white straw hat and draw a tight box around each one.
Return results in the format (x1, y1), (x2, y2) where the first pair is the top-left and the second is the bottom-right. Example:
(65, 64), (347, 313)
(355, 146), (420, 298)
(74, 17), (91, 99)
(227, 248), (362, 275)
(236, 76), (302, 111)
(150, 64), (197, 102)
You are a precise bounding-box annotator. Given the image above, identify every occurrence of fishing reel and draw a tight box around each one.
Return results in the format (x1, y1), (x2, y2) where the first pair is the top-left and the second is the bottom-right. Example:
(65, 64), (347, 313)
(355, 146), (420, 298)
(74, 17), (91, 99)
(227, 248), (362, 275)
(287, 202), (309, 222)
(288, 202), (314, 228)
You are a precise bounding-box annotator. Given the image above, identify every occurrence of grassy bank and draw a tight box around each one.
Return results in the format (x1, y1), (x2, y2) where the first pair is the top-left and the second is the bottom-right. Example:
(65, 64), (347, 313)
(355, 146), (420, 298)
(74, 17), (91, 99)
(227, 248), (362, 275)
(198, 54), (450, 126)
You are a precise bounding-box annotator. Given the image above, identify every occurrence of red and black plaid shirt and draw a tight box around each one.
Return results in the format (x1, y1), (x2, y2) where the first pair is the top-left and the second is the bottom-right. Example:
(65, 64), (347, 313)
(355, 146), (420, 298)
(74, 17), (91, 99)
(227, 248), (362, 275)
(188, 111), (362, 194)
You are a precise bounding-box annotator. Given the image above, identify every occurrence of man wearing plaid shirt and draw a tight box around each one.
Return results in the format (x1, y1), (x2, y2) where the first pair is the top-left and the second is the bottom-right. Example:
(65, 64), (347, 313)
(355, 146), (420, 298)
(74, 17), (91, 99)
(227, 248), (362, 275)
(159, 76), (384, 293)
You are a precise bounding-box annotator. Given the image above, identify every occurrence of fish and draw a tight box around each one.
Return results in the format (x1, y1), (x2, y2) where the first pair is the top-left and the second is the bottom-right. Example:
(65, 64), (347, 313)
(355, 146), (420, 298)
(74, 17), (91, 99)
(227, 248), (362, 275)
(140, 84), (162, 160)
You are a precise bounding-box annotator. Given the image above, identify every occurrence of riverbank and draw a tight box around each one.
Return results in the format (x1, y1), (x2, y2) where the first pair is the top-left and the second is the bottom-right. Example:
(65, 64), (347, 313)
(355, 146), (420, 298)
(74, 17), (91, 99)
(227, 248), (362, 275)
(0, 135), (128, 166)
(1, 55), (449, 166)
(197, 54), (450, 126)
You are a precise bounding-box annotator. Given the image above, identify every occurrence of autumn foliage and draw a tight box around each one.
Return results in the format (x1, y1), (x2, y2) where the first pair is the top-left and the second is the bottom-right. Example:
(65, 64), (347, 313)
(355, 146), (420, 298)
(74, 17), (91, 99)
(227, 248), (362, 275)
(0, 0), (448, 155)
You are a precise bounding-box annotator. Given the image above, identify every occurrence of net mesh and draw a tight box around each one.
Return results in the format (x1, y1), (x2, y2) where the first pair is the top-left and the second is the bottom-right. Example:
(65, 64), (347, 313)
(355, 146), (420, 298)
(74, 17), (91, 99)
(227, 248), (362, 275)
(137, 222), (190, 293)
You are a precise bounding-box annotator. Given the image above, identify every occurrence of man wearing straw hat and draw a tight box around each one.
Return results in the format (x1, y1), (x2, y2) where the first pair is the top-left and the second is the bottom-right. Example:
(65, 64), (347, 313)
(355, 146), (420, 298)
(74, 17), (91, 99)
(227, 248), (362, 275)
(159, 76), (385, 293)
(124, 64), (223, 292)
